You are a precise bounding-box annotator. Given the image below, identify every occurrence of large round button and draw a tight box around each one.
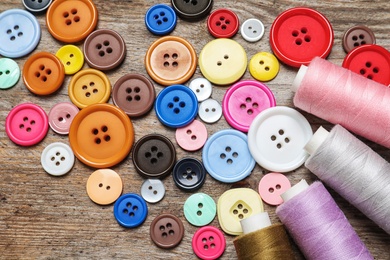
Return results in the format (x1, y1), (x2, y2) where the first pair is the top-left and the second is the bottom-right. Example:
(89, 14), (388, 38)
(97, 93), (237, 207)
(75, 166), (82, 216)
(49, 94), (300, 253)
(202, 129), (255, 183)
(86, 169), (123, 205)
(6, 103), (48, 146)
(84, 29), (126, 71)
(188, 77), (212, 102)
(0, 9), (40, 58)
(240, 18), (265, 42)
(56, 45), (84, 75)
(248, 106), (312, 172)
(192, 226), (226, 260)
(198, 99), (222, 124)
(150, 213), (184, 249)
(172, 157), (206, 191)
(132, 134), (176, 179)
(140, 179), (165, 203)
(114, 193), (148, 228)
(222, 80), (276, 132)
(145, 4), (177, 35)
(171, 0), (213, 21)
(207, 8), (239, 38)
(258, 172), (291, 206)
(48, 102), (79, 135)
(199, 38), (247, 85)
(270, 7), (334, 67)
(112, 73), (155, 117)
(184, 193), (216, 226)
(69, 103), (134, 168)
(23, 52), (65, 95)
(175, 120), (208, 151)
(0, 58), (20, 89)
(23, 0), (52, 13)
(145, 36), (197, 86)
(343, 25), (375, 53)
(41, 142), (75, 176)
(249, 52), (280, 81)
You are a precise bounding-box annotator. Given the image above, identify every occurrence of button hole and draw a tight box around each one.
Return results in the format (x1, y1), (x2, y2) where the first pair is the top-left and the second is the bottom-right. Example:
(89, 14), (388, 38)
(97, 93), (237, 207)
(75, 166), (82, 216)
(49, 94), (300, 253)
(74, 16), (80, 23)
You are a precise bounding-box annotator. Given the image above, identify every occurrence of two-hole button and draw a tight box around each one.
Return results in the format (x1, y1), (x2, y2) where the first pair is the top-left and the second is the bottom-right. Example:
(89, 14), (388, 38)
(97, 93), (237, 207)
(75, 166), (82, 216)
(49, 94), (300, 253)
(175, 120), (208, 151)
(184, 193), (216, 226)
(0, 58), (20, 89)
(86, 169), (123, 205)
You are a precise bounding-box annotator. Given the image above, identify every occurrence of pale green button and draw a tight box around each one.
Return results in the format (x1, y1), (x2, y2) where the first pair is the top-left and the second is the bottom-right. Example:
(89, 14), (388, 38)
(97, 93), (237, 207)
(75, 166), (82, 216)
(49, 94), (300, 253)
(184, 193), (216, 227)
(0, 58), (20, 89)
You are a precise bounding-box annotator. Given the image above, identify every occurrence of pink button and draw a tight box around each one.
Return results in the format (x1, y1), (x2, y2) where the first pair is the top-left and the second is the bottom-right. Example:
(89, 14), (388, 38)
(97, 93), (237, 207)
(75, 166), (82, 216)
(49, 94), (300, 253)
(48, 102), (79, 135)
(6, 103), (48, 146)
(192, 226), (226, 260)
(258, 172), (291, 205)
(175, 119), (208, 151)
(222, 80), (276, 132)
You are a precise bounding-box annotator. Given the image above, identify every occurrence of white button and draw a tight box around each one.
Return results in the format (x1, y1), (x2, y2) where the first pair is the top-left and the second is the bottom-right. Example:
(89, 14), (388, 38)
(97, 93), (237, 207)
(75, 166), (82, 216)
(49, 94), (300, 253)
(240, 18), (265, 42)
(141, 179), (165, 203)
(189, 77), (212, 102)
(41, 142), (75, 176)
(247, 106), (312, 172)
(198, 98), (222, 124)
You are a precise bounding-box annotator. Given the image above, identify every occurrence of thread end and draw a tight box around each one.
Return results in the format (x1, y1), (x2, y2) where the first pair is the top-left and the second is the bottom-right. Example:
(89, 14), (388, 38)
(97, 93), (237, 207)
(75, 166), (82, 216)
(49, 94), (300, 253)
(240, 212), (271, 234)
(304, 126), (329, 155)
(281, 179), (309, 202)
(292, 65), (308, 92)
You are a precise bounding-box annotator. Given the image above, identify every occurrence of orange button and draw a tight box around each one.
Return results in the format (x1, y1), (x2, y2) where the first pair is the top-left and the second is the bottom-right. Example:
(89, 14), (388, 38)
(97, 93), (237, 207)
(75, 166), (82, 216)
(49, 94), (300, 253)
(69, 103), (134, 168)
(145, 36), (197, 86)
(86, 169), (123, 205)
(46, 0), (98, 43)
(23, 52), (65, 95)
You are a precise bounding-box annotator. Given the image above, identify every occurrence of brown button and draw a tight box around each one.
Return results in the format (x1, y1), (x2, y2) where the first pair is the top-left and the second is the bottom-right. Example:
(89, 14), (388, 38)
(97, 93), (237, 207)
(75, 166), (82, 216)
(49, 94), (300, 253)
(150, 213), (184, 249)
(132, 134), (176, 179)
(342, 25), (375, 53)
(112, 73), (155, 117)
(145, 36), (197, 86)
(86, 169), (123, 205)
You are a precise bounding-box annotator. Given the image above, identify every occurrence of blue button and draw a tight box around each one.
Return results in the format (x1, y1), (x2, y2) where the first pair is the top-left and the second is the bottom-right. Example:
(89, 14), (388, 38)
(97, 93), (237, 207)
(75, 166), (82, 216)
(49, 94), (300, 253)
(114, 193), (148, 228)
(202, 129), (255, 183)
(155, 84), (198, 128)
(0, 9), (41, 58)
(145, 4), (177, 35)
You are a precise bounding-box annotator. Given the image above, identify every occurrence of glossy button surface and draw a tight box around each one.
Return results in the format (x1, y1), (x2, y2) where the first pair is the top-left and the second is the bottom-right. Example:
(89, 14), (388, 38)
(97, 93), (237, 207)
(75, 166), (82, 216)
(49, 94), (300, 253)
(171, 0), (213, 21)
(188, 77), (212, 102)
(140, 179), (165, 203)
(192, 226), (226, 260)
(114, 193), (148, 228)
(56, 45), (84, 75)
(48, 102), (79, 135)
(240, 18), (265, 42)
(145, 4), (177, 35)
(41, 142), (75, 176)
(198, 98), (222, 124)
(184, 193), (216, 226)
(172, 157), (206, 191)
(23, 0), (52, 13)
(343, 25), (375, 53)
(207, 8), (239, 38)
(249, 52), (280, 81)
(258, 172), (291, 206)
(150, 213), (184, 249)
(86, 169), (123, 205)
(175, 120), (208, 151)
(0, 58), (20, 89)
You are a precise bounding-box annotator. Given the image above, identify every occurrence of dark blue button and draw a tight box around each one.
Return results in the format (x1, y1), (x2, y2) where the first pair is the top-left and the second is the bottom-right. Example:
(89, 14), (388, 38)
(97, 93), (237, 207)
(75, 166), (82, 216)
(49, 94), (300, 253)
(173, 157), (206, 192)
(145, 4), (177, 35)
(23, 0), (52, 13)
(155, 84), (198, 128)
(114, 193), (148, 228)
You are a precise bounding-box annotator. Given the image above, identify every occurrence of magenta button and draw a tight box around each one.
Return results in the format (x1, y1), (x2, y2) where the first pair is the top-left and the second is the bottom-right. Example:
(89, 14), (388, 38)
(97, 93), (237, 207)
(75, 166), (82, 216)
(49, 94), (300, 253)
(258, 172), (291, 205)
(192, 226), (226, 260)
(48, 102), (79, 135)
(175, 119), (208, 151)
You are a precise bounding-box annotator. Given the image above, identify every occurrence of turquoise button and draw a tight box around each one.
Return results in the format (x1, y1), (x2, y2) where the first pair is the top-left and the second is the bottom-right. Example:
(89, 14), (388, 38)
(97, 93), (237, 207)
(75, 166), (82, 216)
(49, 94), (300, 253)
(0, 58), (20, 89)
(184, 193), (216, 227)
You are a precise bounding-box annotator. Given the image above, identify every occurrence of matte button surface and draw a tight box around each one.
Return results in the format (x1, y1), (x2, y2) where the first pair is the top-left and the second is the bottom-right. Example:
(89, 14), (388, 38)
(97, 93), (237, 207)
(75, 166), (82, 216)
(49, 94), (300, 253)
(140, 179), (165, 203)
(207, 8), (239, 38)
(184, 193), (216, 226)
(188, 77), (212, 102)
(150, 213), (184, 249)
(171, 0), (213, 21)
(0, 9), (40, 58)
(86, 169), (123, 205)
(48, 102), (79, 135)
(343, 25), (375, 53)
(114, 193), (148, 228)
(249, 52), (280, 81)
(172, 157), (206, 191)
(270, 7), (334, 67)
(198, 98), (222, 124)
(23, 0), (52, 13)
(56, 45), (84, 75)
(84, 29), (126, 71)
(0, 58), (20, 89)
(222, 80), (276, 132)
(258, 172), (291, 206)
(145, 4), (177, 35)
(240, 18), (265, 42)
(41, 142), (75, 176)
(175, 119), (208, 151)
(192, 226), (226, 260)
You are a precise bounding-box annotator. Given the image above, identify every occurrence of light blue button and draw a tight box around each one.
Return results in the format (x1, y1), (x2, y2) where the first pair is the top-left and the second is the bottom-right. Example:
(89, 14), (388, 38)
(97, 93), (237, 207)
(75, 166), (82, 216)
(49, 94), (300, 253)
(145, 4), (177, 35)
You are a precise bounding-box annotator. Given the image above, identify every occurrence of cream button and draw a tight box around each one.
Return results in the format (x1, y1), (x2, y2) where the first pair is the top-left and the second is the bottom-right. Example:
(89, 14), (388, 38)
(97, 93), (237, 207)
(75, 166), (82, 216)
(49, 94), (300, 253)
(86, 169), (123, 205)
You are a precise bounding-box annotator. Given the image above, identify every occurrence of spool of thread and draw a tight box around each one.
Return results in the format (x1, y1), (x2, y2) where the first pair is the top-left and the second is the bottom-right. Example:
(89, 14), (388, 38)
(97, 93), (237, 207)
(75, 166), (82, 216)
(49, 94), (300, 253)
(276, 180), (373, 260)
(305, 125), (390, 234)
(233, 212), (294, 260)
(292, 57), (390, 148)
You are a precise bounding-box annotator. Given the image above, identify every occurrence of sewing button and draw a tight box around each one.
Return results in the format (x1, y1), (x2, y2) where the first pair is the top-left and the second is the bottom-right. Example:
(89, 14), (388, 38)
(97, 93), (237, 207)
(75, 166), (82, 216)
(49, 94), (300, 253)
(145, 36), (197, 86)
(270, 7), (334, 67)
(114, 193), (148, 228)
(68, 69), (111, 109)
(5, 103), (48, 146)
(86, 169), (123, 205)
(202, 129), (255, 183)
(23, 0), (52, 13)
(69, 103), (134, 168)
(343, 25), (375, 53)
(175, 120), (208, 151)
(84, 29), (126, 71)
(150, 213), (184, 249)
(0, 58), (20, 89)
(145, 4), (177, 35)
(41, 142), (75, 176)
(56, 45), (84, 75)
(140, 179), (165, 203)
(207, 8), (239, 38)
(188, 77), (212, 102)
(258, 172), (291, 206)
(132, 134), (176, 179)
(222, 80), (276, 132)
(184, 193), (216, 226)
(23, 52), (65, 95)
(171, 0), (213, 21)
(198, 99), (222, 124)
(112, 73), (155, 117)
(192, 226), (226, 260)
(48, 102), (79, 135)
(248, 106), (312, 172)
(172, 157), (206, 192)
(240, 18), (265, 42)
(155, 84), (198, 128)
(0, 9), (40, 58)
(199, 38), (247, 85)
(249, 52), (280, 82)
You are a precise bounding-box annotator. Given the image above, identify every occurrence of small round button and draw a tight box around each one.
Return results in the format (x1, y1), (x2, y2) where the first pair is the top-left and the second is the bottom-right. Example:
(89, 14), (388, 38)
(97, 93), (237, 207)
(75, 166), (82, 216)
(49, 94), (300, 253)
(175, 120), (208, 151)
(140, 179), (165, 203)
(46, 0), (98, 43)
(145, 4), (177, 35)
(23, 52), (65, 95)
(114, 193), (148, 228)
(0, 58), (20, 89)
(68, 69), (111, 109)
(198, 99), (222, 124)
(202, 129), (255, 183)
(145, 36), (197, 86)
(240, 18), (265, 42)
(188, 77), (212, 102)
(6, 103), (48, 146)
(48, 102), (79, 135)
(112, 73), (155, 117)
(171, 0), (213, 21)
(258, 172), (291, 206)
(0, 9), (41, 58)
(84, 29), (126, 71)
(184, 193), (216, 226)
(199, 38), (247, 85)
(222, 80), (276, 132)
(86, 169), (123, 205)
(249, 52), (280, 81)
(56, 45), (84, 75)
(270, 7), (334, 67)
(23, 0), (52, 13)
(343, 25), (375, 53)
(207, 8), (239, 38)
(132, 134), (176, 179)
(248, 106), (312, 172)
(192, 226), (226, 260)
(172, 157), (206, 192)
(155, 84), (198, 128)
(41, 142), (75, 176)
(150, 213), (184, 249)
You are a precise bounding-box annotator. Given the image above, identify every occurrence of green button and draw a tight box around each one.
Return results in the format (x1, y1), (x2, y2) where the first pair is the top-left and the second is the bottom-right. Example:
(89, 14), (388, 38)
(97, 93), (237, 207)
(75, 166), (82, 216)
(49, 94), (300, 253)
(184, 193), (216, 226)
(0, 58), (20, 89)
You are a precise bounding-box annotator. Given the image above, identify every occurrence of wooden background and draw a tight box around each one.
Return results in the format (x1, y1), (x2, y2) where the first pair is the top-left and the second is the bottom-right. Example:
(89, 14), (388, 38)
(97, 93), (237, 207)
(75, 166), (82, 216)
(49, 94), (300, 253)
(1, 0), (390, 259)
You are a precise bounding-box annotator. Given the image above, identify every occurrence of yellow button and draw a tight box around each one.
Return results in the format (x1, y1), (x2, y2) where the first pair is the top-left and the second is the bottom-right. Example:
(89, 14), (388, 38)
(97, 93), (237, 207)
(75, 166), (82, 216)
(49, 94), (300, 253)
(249, 52), (279, 81)
(199, 38), (247, 85)
(56, 45), (84, 75)
(86, 169), (123, 205)
(68, 69), (111, 109)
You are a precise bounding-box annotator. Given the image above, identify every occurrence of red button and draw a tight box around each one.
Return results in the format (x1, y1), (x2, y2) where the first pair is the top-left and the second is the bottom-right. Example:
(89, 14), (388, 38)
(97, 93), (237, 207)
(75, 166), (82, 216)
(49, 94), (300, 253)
(207, 8), (239, 38)
(192, 226), (226, 260)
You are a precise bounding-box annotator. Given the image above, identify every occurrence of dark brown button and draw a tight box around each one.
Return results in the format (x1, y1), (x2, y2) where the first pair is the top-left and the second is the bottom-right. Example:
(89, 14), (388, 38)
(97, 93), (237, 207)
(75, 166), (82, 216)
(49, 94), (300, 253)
(150, 213), (184, 249)
(83, 29), (126, 71)
(342, 25), (375, 53)
(132, 134), (176, 179)
(112, 73), (155, 117)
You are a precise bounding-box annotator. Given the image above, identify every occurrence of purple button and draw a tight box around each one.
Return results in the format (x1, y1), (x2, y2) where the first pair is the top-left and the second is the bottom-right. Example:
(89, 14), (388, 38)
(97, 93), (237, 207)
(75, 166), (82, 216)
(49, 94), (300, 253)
(48, 102), (79, 135)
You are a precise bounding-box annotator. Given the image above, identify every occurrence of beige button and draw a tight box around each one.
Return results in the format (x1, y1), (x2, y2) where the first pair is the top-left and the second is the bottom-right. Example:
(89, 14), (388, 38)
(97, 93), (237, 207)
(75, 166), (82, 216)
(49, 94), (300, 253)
(86, 169), (123, 205)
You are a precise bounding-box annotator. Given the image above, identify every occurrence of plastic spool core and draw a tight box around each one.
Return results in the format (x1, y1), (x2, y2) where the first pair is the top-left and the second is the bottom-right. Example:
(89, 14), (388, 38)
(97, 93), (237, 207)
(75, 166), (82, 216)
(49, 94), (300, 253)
(281, 179), (309, 202)
(304, 126), (330, 155)
(240, 212), (271, 234)
(291, 65), (308, 92)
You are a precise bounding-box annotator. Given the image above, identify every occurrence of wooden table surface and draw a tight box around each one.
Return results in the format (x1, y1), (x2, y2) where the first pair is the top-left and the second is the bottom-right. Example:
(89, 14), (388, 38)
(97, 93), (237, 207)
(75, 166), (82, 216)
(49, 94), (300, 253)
(1, 0), (390, 259)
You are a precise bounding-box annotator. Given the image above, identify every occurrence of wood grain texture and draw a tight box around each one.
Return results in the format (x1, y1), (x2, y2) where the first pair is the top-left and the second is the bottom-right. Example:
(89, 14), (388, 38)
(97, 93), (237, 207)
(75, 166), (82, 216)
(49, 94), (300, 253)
(1, 0), (390, 259)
